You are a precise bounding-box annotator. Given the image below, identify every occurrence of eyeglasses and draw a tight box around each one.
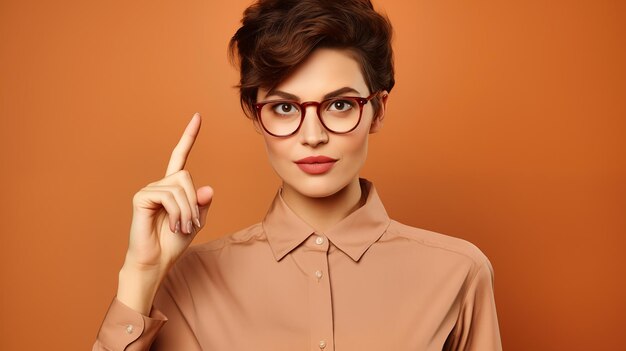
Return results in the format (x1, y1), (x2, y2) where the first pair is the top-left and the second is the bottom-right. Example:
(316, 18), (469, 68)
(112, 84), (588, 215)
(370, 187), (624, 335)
(254, 91), (380, 137)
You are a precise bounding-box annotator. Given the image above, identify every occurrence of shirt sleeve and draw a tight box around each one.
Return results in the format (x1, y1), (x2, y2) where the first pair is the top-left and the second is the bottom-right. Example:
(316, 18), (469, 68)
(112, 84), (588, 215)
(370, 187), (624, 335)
(93, 251), (205, 350)
(445, 258), (503, 351)
(92, 297), (168, 351)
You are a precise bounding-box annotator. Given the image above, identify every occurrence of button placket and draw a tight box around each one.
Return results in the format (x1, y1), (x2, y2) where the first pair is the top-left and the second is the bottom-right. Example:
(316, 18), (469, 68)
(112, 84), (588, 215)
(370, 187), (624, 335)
(303, 233), (334, 351)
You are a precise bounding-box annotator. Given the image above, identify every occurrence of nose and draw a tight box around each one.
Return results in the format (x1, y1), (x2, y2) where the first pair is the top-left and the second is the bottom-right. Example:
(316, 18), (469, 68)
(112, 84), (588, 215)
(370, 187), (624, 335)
(298, 105), (329, 147)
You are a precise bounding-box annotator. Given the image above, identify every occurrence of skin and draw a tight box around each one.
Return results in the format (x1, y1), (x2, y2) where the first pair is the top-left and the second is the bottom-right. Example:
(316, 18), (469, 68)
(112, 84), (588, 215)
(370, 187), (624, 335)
(256, 48), (389, 232)
(118, 113), (214, 315)
(117, 47), (389, 315)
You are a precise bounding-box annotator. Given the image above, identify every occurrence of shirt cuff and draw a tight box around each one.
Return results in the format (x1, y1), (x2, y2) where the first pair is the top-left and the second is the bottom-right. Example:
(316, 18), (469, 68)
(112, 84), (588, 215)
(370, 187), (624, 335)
(95, 297), (168, 351)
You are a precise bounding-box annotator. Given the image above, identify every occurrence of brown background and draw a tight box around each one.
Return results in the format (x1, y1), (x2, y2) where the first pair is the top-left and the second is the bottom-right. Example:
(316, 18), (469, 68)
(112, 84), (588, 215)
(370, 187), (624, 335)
(1, 0), (624, 350)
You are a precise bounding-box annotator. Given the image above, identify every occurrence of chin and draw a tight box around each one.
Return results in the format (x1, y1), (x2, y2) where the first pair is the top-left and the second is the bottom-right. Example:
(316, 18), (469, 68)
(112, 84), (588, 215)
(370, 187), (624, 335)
(282, 170), (355, 199)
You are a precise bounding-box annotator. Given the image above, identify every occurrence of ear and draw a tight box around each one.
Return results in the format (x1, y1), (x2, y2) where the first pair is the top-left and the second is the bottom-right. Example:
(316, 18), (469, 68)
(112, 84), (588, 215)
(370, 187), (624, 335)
(369, 90), (389, 134)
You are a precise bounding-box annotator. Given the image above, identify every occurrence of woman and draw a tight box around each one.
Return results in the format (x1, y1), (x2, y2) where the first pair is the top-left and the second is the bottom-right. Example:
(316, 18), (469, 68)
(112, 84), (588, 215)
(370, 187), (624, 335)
(93, 0), (502, 350)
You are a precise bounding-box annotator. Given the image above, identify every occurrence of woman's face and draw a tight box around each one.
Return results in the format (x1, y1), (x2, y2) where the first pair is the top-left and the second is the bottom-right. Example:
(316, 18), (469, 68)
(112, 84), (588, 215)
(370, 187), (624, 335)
(256, 48), (388, 199)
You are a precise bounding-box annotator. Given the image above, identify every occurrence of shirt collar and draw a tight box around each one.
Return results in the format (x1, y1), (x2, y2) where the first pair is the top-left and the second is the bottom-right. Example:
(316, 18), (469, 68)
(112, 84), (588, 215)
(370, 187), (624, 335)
(262, 178), (391, 262)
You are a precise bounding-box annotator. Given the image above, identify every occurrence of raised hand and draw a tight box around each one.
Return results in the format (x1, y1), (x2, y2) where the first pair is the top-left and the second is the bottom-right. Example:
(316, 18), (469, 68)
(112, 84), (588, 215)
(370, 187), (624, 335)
(117, 112), (214, 315)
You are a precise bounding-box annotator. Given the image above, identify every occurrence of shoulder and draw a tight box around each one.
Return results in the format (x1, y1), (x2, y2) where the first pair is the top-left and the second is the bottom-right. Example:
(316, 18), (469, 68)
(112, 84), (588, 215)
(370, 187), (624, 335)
(383, 219), (491, 269)
(192, 222), (265, 251)
(169, 222), (265, 270)
(159, 222), (266, 295)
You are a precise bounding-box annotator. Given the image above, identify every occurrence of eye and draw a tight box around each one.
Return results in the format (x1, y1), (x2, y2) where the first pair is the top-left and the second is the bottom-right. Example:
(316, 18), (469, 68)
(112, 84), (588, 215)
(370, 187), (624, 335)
(327, 99), (356, 112)
(271, 102), (299, 115)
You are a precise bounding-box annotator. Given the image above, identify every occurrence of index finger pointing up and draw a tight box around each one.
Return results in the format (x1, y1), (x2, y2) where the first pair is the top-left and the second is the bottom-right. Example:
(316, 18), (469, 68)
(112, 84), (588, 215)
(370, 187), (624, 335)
(166, 112), (202, 176)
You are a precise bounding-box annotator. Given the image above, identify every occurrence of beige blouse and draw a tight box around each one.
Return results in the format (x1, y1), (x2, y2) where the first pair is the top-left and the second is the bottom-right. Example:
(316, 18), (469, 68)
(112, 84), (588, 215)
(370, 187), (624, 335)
(93, 178), (502, 351)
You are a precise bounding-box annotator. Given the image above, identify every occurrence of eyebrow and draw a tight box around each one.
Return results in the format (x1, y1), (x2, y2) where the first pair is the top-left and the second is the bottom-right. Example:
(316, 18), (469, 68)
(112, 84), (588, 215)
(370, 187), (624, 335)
(264, 86), (362, 101)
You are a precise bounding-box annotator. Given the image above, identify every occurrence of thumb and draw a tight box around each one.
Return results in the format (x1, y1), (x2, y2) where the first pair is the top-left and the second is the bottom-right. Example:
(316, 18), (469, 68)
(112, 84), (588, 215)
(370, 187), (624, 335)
(196, 186), (214, 227)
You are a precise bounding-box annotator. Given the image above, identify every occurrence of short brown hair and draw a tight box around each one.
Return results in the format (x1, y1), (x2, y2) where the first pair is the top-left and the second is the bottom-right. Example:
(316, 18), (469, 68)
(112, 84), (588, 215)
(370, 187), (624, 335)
(228, 0), (395, 120)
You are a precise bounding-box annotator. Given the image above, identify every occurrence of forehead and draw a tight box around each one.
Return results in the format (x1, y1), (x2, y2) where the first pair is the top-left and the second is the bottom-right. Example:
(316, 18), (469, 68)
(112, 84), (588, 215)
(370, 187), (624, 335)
(259, 48), (369, 100)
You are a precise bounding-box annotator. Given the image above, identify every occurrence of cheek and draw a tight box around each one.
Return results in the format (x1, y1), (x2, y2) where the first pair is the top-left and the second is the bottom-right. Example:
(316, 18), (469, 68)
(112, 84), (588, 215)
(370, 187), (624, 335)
(343, 121), (371, 157)
(344, 134), (369, 161)
(262, 135), (292, 168)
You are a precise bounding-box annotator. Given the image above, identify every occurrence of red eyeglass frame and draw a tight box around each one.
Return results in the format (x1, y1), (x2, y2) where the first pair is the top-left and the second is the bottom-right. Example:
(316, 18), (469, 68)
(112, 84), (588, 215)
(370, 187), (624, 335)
(254, 91), (381, 137)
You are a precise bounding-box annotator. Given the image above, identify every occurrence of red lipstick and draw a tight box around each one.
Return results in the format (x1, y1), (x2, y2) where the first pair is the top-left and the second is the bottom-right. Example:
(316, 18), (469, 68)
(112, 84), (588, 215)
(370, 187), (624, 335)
(294, 155), (338, 175)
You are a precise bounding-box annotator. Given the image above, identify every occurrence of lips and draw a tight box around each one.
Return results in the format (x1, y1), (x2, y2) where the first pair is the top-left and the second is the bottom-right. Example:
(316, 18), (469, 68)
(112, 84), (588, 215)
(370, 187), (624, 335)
(294, 155), (337, 175)
(295, 155), (338, 164)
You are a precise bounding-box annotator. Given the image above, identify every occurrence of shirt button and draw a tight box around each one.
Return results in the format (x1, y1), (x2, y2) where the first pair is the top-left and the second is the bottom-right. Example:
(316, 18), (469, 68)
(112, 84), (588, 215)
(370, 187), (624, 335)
(315, 236), (324, 245)
(319, 340), (327, 349)
(315, 270), (323, 279)
(125, 324), (134, 334)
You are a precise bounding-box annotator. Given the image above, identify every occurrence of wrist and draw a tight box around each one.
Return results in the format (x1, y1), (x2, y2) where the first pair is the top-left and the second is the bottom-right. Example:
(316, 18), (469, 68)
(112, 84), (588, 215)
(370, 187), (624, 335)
(117, 265), (167, 316)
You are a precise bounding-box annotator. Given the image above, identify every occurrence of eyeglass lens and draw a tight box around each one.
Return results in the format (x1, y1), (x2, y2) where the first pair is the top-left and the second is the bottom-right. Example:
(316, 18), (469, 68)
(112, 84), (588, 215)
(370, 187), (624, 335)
(260, 98), (361, 136)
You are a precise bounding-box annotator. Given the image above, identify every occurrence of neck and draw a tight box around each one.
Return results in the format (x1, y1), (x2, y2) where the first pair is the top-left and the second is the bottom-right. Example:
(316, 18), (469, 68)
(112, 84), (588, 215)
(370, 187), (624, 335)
(281, 177), (365, 233)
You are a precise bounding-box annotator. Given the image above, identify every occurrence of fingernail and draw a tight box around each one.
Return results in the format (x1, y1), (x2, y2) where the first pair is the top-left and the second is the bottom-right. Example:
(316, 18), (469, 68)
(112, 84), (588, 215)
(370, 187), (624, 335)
(187, 221), (193, 234)
(174, 221), (180, 234)
(194, 205), (201, 228)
